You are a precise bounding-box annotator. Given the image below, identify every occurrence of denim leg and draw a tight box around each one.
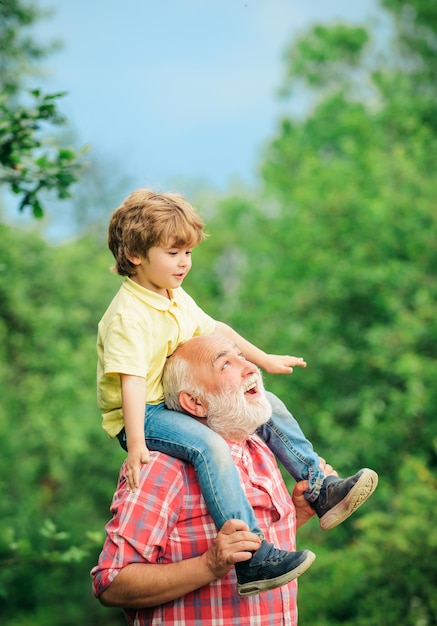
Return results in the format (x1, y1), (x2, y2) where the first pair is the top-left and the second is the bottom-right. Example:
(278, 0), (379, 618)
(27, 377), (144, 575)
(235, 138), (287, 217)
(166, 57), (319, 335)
(257, 391), (325, 501)
(144, 403), (262, 535)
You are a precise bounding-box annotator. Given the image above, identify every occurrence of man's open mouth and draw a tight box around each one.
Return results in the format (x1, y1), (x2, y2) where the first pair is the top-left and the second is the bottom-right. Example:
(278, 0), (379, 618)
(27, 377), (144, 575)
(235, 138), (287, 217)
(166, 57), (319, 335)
(244, 379), (258, 395)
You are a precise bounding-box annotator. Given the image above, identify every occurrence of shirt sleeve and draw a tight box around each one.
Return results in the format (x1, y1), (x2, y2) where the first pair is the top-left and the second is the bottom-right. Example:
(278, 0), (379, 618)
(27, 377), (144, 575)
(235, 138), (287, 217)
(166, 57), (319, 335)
(179, 289), (216, 337)
(91, 455), (186, 597)
(103, 315), (154, 377)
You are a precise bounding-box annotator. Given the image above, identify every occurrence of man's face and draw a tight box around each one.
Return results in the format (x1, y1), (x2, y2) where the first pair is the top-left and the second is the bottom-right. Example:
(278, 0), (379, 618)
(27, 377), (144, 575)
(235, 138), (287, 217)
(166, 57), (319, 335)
(192, 336), (263, 396)
(191, 337), (272, 440)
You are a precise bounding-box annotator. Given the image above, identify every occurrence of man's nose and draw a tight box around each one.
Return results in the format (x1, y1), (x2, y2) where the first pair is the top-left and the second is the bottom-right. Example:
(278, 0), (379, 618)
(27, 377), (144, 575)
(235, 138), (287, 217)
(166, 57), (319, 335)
(241, 360), (257, 376)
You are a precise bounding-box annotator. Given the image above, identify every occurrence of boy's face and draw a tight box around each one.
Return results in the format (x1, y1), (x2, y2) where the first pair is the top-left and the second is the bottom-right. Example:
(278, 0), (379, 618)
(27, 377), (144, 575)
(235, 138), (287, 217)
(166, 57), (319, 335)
(128, 244), (193, 295)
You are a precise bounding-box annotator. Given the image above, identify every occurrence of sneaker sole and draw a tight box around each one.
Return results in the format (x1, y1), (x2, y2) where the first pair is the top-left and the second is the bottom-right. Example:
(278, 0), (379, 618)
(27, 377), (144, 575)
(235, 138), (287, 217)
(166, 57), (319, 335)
(320, 468), (378, 531)
(237, 550), (316, 597)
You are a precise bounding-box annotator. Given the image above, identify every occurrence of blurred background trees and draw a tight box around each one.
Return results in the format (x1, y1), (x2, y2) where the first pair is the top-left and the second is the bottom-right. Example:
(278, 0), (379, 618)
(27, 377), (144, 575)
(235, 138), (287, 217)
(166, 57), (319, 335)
(0, 1), (83, 216)
(1, 0), (436, 624)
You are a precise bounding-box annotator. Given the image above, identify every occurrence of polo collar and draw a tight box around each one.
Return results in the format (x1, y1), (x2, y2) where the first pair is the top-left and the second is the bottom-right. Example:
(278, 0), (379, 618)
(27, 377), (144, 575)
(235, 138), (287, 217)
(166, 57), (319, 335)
(123, 277), (177, 311)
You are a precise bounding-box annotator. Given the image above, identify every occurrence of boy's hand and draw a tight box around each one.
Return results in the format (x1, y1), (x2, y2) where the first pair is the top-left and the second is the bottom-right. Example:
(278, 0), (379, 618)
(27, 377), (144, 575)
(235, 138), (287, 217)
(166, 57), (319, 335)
(262, 354), (307, 375)
(126, 444), (150, 491)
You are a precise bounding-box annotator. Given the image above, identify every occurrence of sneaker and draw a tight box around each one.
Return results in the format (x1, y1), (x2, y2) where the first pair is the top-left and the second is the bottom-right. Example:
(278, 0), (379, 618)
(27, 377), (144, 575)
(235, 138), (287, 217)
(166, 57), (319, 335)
(235, 540), (316, 597)
(311, 468), (378, 530)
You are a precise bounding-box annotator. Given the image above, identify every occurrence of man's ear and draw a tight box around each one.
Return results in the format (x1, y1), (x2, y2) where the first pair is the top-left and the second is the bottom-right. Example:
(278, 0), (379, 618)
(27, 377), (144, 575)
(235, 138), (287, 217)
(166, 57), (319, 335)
(178, 391), (207, 418)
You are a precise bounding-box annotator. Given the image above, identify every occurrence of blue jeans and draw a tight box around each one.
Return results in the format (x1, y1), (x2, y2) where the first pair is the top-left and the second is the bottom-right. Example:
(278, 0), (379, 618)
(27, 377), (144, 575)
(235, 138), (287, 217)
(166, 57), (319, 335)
(117, 391), (324, 534)
(261, 391), (324, 502)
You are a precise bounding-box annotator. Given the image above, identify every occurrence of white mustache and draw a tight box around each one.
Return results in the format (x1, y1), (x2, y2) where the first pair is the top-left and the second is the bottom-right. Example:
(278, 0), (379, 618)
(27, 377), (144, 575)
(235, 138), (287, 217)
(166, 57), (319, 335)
(242, 374), (261, 393)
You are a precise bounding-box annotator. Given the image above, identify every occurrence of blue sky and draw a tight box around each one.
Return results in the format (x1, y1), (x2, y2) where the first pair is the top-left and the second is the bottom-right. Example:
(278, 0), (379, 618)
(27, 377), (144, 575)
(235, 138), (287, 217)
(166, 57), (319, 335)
(35, 0), (380, 197)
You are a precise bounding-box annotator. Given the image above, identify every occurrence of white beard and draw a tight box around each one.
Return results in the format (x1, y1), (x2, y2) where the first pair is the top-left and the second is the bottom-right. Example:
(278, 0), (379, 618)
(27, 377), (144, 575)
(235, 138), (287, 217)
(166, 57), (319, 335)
(204, 376), (272, 441)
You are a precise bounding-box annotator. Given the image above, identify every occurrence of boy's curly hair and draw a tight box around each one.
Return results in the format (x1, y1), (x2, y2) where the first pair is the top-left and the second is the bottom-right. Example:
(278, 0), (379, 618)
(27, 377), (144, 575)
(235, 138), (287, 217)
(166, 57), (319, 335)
(108, 189), (207, 276)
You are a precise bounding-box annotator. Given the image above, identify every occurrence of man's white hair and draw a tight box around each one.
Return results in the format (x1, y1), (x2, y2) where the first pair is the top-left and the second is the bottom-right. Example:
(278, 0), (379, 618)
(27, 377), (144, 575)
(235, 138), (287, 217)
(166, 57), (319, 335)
(162, 352), (202, 412)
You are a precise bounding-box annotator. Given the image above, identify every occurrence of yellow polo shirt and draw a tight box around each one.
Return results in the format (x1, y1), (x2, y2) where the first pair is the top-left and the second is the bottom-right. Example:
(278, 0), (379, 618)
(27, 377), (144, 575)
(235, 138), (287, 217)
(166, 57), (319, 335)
(97, 278), (216, 437)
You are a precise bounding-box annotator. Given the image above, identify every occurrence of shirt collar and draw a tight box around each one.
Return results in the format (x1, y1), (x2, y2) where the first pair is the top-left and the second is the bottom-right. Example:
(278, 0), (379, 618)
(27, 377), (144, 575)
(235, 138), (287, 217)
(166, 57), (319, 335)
(123, 277), (177, 311)
(227, 437), (259, 466)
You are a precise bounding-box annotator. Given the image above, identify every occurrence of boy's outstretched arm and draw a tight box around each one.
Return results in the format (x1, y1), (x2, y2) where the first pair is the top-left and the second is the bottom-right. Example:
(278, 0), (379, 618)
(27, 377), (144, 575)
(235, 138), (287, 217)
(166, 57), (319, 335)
(120, 374), (150, 491)
(213, 321), (307, 374)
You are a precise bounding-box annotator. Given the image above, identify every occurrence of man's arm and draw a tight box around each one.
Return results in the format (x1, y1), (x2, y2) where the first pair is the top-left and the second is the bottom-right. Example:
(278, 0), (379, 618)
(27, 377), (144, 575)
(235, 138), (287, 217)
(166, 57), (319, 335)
(99, 557), (216, 608)
(98, 520), (261, 608)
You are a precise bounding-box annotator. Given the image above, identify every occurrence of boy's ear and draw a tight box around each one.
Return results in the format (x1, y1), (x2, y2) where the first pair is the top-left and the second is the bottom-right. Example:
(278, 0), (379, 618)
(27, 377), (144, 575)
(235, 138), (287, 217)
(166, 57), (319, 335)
(178, 391), (207, 418)
(127, 255), (142, 266)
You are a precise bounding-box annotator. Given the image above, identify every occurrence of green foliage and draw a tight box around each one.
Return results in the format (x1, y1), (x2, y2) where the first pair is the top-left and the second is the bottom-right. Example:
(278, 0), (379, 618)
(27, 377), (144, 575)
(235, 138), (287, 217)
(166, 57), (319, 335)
(296, 456), (437, 625)
(0, 0), (86, 218)
(0, 89), (86, 217)
(0, 0), (55, 96)
(282, 24), (369, 89)
(1, 1), (437, 624)
(0, 224), (125, 625)
(381, 0), (437, 71)
(187, 7), (437, 624)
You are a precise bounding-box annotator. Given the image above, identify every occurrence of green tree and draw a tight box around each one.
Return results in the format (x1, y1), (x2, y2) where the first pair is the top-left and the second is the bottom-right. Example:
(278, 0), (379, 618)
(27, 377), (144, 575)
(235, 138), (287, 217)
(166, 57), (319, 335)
(187, 3), (437, 624)
(0, 223), (126, 624)
(0, 0), (84, 217)
(1, 1), (436, 624)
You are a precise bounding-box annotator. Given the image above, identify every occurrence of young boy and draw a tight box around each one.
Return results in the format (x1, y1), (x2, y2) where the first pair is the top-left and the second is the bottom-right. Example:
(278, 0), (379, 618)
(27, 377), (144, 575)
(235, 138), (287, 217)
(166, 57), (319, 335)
(97, 188), (378, 597)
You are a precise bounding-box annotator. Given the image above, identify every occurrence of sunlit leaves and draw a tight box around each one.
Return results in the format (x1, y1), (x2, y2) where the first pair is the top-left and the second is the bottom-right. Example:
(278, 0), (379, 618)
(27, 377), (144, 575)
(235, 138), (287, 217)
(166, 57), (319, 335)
(0, 90), (87, 217)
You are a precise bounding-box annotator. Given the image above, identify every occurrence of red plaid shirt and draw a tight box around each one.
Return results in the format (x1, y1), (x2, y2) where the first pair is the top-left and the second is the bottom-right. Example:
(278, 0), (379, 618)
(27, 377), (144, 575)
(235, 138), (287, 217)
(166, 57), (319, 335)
(91, 435), (299, 625)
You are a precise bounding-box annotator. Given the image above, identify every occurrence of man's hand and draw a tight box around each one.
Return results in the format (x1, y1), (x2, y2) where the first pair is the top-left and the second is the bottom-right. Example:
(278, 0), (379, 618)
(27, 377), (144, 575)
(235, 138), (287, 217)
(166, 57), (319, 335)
(292, 480), (316, 528)
(293, 457), (339, 528)
(126, 444), (150, 491)
(202, 519), (262, 579)
(99, 520), (263, 608)
(262, 354), (307, 375)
